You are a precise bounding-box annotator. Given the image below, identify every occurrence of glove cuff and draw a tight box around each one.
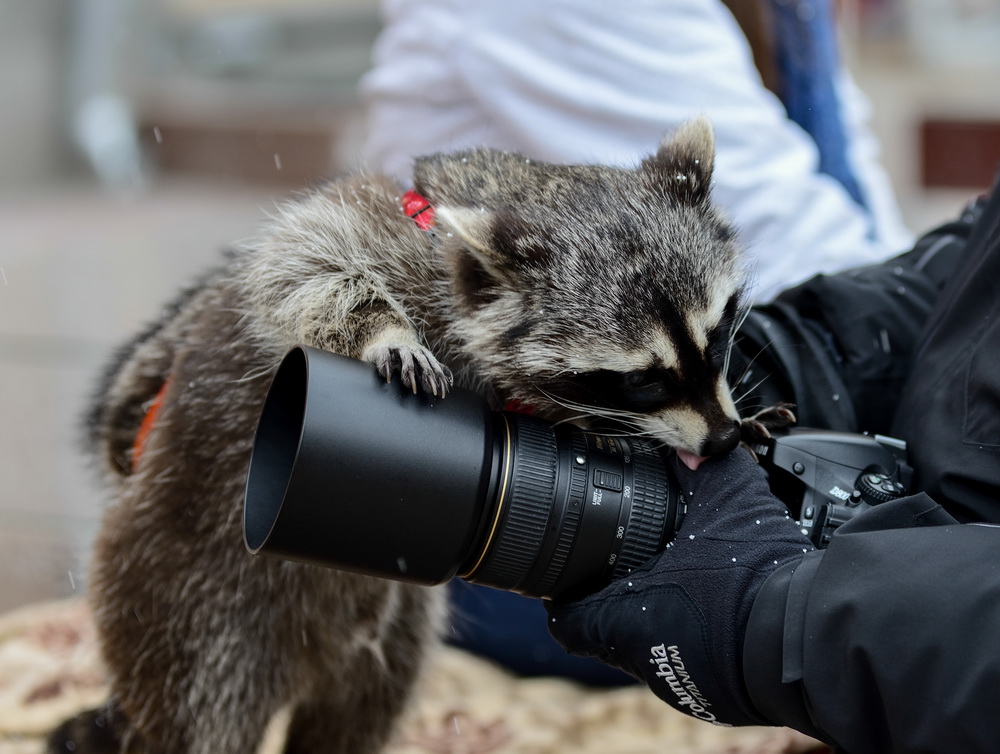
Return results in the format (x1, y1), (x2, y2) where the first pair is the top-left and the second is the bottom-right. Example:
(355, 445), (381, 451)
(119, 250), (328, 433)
(743, 555), (832, 742)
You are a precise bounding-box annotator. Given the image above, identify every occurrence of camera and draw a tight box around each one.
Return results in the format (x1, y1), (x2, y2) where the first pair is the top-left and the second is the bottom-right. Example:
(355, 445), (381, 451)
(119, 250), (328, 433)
(243, 346), (910, 600)
(747, 429), (910, 548)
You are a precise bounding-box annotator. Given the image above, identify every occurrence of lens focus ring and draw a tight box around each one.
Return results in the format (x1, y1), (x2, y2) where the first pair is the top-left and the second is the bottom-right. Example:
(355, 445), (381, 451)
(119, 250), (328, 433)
(471, 416), (557, 590)
(612, 439), (670, 578)
(529, 432), (589, 597)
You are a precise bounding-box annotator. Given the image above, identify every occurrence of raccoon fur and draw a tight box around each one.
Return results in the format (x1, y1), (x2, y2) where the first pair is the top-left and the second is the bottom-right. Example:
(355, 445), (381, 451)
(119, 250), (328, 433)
(51, 118), (787, 754)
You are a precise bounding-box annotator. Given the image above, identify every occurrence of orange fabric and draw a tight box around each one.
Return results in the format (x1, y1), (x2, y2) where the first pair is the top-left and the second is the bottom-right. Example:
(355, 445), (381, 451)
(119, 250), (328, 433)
(132, 377), (172, 472)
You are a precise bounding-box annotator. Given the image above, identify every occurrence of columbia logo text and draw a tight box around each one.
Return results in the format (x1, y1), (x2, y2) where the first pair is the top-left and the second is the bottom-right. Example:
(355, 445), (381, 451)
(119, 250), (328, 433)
(649, 644), (722, 724)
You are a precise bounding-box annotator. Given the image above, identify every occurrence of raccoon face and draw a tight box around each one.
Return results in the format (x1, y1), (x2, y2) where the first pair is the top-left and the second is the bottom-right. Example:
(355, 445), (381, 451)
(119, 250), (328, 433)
(522, 287), (746, 462)
(415, 118), (745, 459)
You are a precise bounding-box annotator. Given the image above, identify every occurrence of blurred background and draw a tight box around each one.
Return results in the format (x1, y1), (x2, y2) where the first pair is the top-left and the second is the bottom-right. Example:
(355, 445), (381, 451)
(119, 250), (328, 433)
(2, 0), (999, 614)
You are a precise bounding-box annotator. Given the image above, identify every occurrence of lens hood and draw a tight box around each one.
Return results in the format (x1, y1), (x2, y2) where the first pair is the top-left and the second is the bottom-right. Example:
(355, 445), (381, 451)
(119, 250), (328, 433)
(244, 346), (501, 584)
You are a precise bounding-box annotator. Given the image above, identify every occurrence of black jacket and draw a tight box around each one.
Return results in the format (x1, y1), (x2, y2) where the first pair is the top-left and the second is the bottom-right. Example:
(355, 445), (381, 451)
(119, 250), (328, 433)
(744, 175), (1000, 753)
(745, 494), (1000, 753)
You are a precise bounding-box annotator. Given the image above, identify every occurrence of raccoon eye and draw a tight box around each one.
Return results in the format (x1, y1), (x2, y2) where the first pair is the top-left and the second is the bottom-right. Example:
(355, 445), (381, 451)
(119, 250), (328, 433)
(623, 369), (668, 389)
(532, 368), (680, 414)
(617, 367), (680, 411)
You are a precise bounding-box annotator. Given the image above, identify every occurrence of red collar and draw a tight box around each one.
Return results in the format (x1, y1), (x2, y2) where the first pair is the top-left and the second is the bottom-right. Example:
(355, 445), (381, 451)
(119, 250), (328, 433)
(503, 399), (536, 415)
(401, 190), (435, 231)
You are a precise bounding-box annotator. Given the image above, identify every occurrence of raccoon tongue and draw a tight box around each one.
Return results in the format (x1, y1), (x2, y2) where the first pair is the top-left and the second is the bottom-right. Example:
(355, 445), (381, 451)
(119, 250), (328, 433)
(675, 448), (709, 471)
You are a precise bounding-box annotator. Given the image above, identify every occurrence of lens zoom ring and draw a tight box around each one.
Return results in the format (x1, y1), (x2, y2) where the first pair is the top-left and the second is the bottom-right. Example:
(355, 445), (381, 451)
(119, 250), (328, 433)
(531, 432), (589, 596)
(475, 417), (557, 589)
(613, 440), (669, 578)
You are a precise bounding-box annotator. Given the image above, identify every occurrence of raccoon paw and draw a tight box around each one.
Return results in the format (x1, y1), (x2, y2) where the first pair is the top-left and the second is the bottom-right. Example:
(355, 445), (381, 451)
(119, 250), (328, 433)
(364, 342), (454, 397)
(739, 402), (796, 446)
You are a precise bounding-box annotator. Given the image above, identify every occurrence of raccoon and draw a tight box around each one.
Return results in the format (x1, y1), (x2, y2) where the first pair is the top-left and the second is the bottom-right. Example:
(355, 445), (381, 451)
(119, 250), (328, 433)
(50, 118), (788, 754)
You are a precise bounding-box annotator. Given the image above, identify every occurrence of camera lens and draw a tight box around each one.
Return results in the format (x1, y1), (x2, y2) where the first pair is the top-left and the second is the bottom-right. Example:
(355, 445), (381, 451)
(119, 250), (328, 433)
(244, 347), (683, 600)
(461, 413), (680, 598)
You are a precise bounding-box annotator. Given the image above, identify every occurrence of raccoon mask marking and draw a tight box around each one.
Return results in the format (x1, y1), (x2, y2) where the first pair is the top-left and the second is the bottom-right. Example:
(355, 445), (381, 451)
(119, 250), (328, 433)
(415, 117), (746, 461)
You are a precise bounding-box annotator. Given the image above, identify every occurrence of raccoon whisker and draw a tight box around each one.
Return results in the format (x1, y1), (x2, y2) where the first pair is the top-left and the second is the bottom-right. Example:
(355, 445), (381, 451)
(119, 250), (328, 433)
(591, 427), (662, 442)
(722, 342), (735, 383)
(532, 388), (648, 432)
(733, 377), (767, 405)
(732, 373), (771, 408)
(551, 414), (650, 437)
(727, 335), (778, 389)
(531, 388), (606, 417)
(533, 392), (650, 434)
(232, 365), (278, 384)
(539, 390), (634, 422)
(549, 414), (594, 428)
(733, 298), (753, 333)
(539, 393), (638, 422)
(723, 303), (753, 378)
(586, 406), (644, 422)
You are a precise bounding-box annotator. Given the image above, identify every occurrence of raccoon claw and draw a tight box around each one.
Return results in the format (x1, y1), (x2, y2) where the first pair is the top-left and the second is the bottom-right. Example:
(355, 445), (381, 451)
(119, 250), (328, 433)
(365, 342), (453, 397)
(739, 402), (797, 446)
(741, 419), (771, 443)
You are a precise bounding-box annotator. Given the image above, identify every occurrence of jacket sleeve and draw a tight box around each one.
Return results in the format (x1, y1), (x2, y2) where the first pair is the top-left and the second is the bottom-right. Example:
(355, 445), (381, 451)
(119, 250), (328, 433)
(742, 493), (1000, 753)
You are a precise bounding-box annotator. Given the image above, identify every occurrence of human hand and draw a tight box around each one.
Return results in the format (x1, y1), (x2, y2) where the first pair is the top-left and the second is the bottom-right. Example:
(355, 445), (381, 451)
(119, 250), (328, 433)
(546, 448), (814, 726)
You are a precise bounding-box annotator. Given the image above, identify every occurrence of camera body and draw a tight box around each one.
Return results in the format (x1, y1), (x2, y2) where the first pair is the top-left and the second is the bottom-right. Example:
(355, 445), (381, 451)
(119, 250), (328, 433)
(751, 429), (910, 548)
(244, 347), (911, 600)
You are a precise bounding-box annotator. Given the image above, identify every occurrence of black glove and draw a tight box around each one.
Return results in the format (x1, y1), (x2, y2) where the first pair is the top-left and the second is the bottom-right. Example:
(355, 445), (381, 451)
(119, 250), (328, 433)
(546, 448), (815, 726)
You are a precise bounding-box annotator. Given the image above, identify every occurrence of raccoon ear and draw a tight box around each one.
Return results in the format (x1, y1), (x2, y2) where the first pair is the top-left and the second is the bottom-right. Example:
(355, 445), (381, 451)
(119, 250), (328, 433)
(642, 116), (716, 205)
(435, 206), (516, 286)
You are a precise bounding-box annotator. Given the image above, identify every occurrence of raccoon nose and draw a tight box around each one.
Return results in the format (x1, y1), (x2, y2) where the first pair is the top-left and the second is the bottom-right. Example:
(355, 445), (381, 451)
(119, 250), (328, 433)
(700, 420), (741, 457)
